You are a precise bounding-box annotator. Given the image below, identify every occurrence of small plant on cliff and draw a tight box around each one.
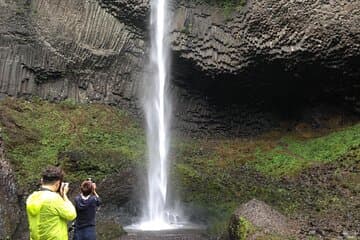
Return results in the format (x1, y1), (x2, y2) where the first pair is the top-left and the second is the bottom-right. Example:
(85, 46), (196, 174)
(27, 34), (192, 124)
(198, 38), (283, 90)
(222, 0), (245, 18)
(180, 23), (192, 35)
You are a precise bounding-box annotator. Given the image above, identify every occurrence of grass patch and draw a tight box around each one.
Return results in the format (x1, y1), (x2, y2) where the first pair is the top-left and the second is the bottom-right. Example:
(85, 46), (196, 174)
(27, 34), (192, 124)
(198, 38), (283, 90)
(0, 97), (146, 188)
(251, 124), (360, 177)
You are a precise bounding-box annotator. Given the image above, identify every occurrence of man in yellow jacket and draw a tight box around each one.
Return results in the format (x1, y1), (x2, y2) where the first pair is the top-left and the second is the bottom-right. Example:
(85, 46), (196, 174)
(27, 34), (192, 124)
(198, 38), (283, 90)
(26, 166), (77, 240)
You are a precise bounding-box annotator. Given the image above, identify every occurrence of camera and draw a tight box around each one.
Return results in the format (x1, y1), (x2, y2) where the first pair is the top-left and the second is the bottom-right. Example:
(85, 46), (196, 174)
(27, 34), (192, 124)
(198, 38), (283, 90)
(59, 182), (69, 196)
(87, 178), (95, 183)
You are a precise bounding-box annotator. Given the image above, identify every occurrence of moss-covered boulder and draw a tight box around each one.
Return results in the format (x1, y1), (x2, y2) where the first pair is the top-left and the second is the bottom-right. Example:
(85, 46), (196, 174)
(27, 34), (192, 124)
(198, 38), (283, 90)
(228, 199), (298, 240)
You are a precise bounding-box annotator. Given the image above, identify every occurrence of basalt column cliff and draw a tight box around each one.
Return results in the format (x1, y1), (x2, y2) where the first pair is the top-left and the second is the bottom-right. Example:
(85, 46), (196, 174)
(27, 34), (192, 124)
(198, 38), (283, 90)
(1, 0), (359, 135)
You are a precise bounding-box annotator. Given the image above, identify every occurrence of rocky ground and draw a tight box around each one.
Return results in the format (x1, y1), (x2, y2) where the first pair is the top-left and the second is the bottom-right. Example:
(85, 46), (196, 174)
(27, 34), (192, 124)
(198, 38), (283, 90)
(289, 155), (360, 239)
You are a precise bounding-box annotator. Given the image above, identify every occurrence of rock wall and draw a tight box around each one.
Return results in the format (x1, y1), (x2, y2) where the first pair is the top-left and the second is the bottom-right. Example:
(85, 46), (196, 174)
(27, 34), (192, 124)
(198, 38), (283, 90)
(0, 136), (21, 239)
(0, 0), (145, 112)
(171, 0), (360, 74)
(0, 0), (359, 136)
(98, 0), (149, 30)
(169, 0), (360, 135)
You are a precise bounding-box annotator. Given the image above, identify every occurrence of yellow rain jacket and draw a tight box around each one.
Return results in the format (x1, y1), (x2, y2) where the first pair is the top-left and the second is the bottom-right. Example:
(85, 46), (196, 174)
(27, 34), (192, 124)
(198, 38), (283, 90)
(26, 190), (76, 240)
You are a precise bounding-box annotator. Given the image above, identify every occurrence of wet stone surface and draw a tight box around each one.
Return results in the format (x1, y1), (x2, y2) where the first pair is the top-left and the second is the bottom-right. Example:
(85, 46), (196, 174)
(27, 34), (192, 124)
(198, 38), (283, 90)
(119, 229), (209, 240)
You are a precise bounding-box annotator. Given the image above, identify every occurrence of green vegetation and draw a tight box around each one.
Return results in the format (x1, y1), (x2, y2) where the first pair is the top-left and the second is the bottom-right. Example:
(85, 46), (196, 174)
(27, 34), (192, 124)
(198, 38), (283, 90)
(220, 0), (246, 18)
(1, 97), (358, 238)
(193, 0), (246, 17)
(172, 121), (360, 236)
(180, 23), (192, 35)
(237, 217), (255, 239)
(0, 98), (145, 188)
(251, 124), (360, 177)
(228, 215), (255, 240)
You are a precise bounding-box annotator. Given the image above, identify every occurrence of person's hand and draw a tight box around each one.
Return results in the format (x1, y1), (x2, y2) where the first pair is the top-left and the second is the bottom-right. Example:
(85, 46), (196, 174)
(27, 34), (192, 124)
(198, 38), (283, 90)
(92, 182), (99, 198)
(60, 182), (69, 197)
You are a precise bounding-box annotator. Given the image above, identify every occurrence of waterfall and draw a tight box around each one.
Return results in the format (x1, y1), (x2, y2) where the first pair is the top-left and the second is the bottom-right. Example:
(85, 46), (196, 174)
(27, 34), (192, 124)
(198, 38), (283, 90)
(125, 0), (197, 231)
(137, 0), (174, 230)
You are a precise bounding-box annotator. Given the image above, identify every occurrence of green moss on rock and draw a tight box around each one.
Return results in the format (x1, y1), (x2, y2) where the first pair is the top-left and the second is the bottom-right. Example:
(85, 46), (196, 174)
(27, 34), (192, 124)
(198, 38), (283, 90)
(0, 97), (146, 190)
(228, 215), (255, 240)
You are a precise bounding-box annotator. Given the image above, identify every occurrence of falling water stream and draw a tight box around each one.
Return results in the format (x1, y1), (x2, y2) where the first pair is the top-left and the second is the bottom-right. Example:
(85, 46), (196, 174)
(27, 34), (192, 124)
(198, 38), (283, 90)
(127, 0), (180, 231)
(140, 0), (172, 229)
(126, 0), (205, 232)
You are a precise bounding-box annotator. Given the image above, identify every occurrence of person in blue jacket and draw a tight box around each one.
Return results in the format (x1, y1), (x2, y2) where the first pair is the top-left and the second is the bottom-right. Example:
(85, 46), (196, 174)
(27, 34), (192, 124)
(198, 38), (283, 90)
(73, 179), (101, 240)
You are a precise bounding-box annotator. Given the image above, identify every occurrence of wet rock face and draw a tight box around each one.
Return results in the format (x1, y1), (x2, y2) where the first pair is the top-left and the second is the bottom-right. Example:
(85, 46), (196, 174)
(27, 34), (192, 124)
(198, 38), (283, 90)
(98, 0), (150, 30)
(0, 0), (145, 113)
(0, 137), (21, 239)
(169, 0), (360, 135)
(0, 0), (359, 136)
(171, 0), (360, 75)
(98, 169), (137, 206)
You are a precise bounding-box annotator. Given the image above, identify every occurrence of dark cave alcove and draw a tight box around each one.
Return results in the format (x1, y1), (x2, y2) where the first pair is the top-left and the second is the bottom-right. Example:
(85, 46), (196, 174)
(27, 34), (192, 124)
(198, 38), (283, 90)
(170, 52), (360, 137)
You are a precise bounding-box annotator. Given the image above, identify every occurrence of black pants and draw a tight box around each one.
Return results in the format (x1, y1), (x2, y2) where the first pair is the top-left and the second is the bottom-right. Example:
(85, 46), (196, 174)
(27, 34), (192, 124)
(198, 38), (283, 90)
(73, 226), (96, 240)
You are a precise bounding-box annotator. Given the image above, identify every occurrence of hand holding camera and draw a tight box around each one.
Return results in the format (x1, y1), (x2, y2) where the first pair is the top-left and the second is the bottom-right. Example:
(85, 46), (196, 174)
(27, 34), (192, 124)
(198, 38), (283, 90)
(86, 178), (99, 197)
(60, 182), (69, 198)
(87, 178), (96, 193)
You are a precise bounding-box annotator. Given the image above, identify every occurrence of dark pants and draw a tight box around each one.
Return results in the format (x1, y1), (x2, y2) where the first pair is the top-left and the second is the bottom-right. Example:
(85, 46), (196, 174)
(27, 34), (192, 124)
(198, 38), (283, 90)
(73, 226), (96, 240)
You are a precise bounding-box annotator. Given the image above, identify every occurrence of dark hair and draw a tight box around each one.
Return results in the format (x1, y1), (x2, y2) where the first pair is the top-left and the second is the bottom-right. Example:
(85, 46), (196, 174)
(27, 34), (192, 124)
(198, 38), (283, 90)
(80, 180), (93, 196)
(42, 166), (64, 184)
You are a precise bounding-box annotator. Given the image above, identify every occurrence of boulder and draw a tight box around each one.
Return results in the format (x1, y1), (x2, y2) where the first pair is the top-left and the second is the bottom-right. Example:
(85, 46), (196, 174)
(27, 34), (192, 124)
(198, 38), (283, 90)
(228, 199), (298, 239)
